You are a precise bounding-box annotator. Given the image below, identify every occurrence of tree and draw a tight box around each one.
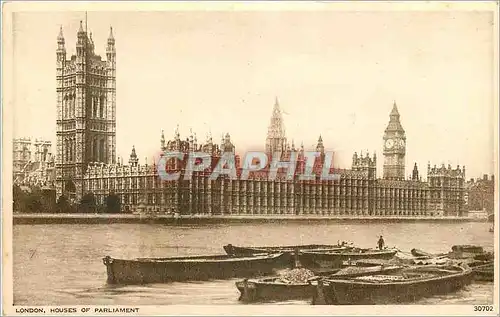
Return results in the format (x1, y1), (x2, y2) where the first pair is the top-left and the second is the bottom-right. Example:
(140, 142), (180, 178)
(13, 185), (25, 213)
(105, 192), (121, 213)
(79, 192), (97, 213)
(25, 193), (42, 212)
(56, 194), (72, 213)
(40, 188), (57, 213)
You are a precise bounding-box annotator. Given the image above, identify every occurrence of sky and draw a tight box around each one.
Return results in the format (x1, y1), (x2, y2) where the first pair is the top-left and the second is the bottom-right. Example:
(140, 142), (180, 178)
(11, 9), (496, 180)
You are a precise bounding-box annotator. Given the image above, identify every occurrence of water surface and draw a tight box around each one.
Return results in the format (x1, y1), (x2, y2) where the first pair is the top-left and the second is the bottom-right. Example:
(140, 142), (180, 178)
(13, 221), (494, 305)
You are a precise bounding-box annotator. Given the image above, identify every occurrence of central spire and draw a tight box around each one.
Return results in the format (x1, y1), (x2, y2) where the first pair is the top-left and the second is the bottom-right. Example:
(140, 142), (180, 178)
(266, 97), (287, 155)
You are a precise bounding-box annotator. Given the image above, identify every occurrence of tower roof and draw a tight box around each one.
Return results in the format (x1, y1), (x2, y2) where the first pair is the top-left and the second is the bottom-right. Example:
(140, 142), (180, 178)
(390, 101), (400, 117)
(57, 26), (64, 42)
(78, 20), (84, 33)
(108, 26), (115, 43)
(385, 101), (405, 133)
(130, 145), (137, 158)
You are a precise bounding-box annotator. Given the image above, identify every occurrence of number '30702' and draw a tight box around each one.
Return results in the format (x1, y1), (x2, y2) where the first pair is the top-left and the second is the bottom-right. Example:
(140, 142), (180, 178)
(474, 305), (493, 312)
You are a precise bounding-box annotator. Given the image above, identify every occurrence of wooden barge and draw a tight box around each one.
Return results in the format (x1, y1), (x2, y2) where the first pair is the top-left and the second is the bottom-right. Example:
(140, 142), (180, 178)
(103, 253), (287, 285)
(300, 248), (398, 268)
(236, 265), (404, 303)
(312, 265), (473, 305)
(223, 243), (351, 256)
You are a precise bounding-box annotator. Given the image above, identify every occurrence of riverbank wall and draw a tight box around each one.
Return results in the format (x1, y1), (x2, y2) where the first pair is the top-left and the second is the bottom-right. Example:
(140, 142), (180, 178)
(12, 213), (490, 225)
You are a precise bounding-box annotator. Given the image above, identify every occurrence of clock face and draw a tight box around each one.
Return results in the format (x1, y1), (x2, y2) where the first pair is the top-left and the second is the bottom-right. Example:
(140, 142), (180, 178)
(385, 139), (394, 149)
(399, 139), (406, 147)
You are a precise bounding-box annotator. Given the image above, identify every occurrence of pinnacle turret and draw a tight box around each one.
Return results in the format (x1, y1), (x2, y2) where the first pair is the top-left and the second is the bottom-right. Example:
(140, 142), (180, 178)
(56, 26), (66, 62)
(57, 26), (65, 43)
(160, 130), (166, 151)
(107, 26), (116, 59)
(412, 163), (419, 181)
(108, 26), (115, 43)
(316, 135), (325, 153)
(78, 20), (85, 34)
(129, 146), (139, 166)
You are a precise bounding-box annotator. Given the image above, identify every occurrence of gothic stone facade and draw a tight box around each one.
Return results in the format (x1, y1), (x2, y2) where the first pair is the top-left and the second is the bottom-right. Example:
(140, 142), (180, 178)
(466, 175), (495, 214)
(14, 138), (55, 187)
(82, 132), (464, 217)
(56, 22), (116, 200)
(82, 107), (465, 217)
(57, 22), (466, 216)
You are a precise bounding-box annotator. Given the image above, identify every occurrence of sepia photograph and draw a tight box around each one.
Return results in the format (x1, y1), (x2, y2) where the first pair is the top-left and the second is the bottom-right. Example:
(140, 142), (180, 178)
(2, 1), (499, 315)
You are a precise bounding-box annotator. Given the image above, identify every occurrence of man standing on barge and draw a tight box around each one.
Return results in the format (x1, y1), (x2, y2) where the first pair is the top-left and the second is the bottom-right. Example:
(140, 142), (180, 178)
(378, 236), (385, 250)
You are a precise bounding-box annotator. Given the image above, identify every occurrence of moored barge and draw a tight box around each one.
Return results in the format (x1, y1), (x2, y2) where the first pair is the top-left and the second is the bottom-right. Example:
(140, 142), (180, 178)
(103, 253), (287, 284)
(236, 265), (404, 303)
(223, 243), (351, 256)
(312, 265), (473, 305)
(300, 248), (398, 268)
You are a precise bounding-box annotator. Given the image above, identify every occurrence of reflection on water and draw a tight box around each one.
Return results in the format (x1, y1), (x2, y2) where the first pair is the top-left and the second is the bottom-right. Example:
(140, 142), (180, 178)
(13, 222), (494, 305)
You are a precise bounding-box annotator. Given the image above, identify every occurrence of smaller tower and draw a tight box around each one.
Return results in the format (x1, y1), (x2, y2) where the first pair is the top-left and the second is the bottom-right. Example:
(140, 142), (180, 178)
(106, 26), (116, 62)
(352, 152), (358, 167)
(222, 133), (235, 153)
(56, 26), (66, 63)
(316, 135), (325, 154)
(265, 97), (287, 157)
(129, 146), (139, 167)
(412, 163), (419, 181)
(160, 130), (166, 152)
(106, 26), (117, 165)
(352, 151), (377, 180)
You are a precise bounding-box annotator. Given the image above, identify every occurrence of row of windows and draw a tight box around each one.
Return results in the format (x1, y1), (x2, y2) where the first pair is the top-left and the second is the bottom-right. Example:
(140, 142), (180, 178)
(84, 176), (459, 196)
(62, 76), (107, 87)
(60, 121), (76, 130)
(94, 192), (429, 208)
(90, 122), (107, 131)
(429, 179), (464, 187)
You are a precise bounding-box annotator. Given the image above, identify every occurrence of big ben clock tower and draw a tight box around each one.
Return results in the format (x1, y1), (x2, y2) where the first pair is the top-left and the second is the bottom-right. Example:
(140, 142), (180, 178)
(383, 102), (406, 180)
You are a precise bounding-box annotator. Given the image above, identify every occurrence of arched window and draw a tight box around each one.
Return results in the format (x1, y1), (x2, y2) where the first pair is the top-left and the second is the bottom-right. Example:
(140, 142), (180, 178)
(93, 97), (97, 117)
(63, 95), (68, 118)
(67, 139), (71, 161)
(69, 139), (74, 161)
(71, 94), (75, 117)
(93, 138), (98, 162)
(89, 139), (93, 162)
(99, 139), (105, 162)
(67, 94), (71, 118)
(64, 139), (67, 161)
(100, 96), (104, 118)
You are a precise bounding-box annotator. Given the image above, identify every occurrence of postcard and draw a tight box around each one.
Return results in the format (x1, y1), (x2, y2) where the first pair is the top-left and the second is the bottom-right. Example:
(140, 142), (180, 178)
(2, 1), (499, 316)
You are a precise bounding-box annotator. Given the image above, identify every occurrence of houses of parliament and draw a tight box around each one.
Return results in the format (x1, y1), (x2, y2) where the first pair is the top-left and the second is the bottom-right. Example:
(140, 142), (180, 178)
(17, 23), (470, 217)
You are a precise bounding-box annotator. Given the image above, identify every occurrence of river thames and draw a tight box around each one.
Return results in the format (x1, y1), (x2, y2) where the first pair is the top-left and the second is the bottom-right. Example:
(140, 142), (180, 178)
(13, 221), (494, 305)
